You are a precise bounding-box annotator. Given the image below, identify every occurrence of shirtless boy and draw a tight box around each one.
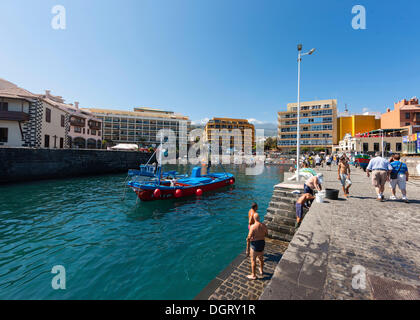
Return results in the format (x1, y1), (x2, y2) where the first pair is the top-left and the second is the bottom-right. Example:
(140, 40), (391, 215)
(246, 213), (268, 280)
(248, 202), (258, 229)
(338, 156), (352, 197)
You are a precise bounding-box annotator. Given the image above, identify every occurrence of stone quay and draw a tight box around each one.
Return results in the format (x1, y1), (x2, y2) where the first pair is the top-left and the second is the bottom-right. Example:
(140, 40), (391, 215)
(197, 165), (420, 300)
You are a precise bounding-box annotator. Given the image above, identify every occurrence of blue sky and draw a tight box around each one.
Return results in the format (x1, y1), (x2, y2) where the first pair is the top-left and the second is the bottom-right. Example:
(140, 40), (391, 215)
(1, 0), (420, 125)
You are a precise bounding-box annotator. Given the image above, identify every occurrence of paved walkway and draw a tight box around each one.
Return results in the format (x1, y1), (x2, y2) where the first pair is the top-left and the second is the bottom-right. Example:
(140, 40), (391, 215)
(195, 239), (288, 300)
(261, 166), (420, 300)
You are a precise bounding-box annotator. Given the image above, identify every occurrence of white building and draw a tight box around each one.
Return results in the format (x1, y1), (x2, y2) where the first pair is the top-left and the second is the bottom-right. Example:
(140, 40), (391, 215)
(39, 91), (103, 149)
(0, 79), (68, 148)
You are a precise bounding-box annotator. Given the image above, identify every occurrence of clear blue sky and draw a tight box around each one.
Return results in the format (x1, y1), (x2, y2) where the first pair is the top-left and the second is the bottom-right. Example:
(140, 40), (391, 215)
(1, 0), (419, 124)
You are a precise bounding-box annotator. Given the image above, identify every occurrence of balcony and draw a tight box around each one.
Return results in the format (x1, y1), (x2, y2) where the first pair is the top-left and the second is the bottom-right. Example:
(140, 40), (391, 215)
(70, 117), (85, 127)
(88, 120), (101, 130)
(0, 110), (29, 121)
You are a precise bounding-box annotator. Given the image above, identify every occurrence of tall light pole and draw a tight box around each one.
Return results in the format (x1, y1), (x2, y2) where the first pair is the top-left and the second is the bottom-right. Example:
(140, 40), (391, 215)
(296, 44), (315, 181)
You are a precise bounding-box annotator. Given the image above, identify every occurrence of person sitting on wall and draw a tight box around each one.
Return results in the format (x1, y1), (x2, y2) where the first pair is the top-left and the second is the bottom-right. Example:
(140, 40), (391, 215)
(246, 213), (268, 280)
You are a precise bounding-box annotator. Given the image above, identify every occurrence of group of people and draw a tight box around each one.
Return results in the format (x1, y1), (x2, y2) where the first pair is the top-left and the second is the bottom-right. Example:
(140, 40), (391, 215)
(366, 152), (409, 202)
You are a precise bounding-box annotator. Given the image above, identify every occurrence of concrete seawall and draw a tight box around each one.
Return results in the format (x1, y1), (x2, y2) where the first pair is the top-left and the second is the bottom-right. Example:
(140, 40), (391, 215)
(0, 147), (154, 184)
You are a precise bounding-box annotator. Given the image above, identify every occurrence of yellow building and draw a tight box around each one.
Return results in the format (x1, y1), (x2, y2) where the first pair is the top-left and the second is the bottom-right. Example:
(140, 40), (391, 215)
(277, 99), (337, 152)
(204, 118), (255, 150)
(336, 115), (380, 142)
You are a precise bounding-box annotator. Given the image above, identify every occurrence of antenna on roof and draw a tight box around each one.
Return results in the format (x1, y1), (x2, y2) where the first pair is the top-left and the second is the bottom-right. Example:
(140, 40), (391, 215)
(344, 104), (349, 113)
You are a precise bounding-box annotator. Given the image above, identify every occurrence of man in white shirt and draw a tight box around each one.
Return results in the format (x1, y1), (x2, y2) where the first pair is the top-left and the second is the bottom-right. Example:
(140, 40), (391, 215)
(366, 152), (393, 201)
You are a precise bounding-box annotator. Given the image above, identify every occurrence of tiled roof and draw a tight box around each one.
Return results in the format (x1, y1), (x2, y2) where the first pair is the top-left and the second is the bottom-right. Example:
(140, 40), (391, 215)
(0, 78), (37, 100)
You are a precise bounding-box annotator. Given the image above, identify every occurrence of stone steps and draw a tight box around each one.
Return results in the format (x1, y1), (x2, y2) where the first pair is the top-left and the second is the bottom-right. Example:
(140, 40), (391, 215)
(268, 201), (294, 210)
(271, 195), (297, 204)
(264, 213), (296, 227)
(265, 221), (296, 235)
(267, 230), (294, 242)
(266, 207), (297, 220)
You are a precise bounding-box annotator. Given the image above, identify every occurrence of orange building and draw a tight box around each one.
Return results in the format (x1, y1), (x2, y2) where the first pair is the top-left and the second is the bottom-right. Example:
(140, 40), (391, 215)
(381, 97), (420, 129)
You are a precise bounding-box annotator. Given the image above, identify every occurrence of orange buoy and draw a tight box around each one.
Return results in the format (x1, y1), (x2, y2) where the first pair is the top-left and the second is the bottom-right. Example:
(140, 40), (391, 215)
(196, 188), (203, 196)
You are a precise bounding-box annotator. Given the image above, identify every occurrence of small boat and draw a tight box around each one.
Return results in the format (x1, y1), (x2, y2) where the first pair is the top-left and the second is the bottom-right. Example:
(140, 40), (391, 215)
(126, 138), (235, 201)
(127, 165), (235, 201)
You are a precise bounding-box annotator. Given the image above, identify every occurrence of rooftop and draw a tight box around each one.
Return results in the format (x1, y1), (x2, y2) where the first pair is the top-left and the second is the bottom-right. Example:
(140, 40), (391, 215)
(83, 108), (189, 120)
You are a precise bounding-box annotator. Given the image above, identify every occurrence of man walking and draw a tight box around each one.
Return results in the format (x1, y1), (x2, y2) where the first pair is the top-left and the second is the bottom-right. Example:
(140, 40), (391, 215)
(246, 213), (268, 280)
(338, 156), (352, 197)
(389, 154), (410, 203)
(366, 151), (393, 201)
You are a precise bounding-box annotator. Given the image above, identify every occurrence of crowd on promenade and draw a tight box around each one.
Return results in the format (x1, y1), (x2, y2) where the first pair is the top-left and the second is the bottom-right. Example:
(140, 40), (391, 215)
(244, 151), (411, 280)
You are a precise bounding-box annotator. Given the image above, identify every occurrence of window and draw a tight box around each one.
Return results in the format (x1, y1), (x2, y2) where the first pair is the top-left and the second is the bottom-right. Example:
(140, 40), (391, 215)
(61, 115), (65, 127)
(405, 123), (410, 126)
(74, 127), (82, 133)
(87, 129), (90, 134)
(46, 108), (51, 123)
(83, 128), (85, 134)
(60, 137), (64, 149)
(374, 143), (379, 152)
(45, 135), (50, 148)
(405, 113), (411, 119)
(396, 143), (402, 152)
(91, 129), (96, 135)
(363, 143), (369, 153)
(98, 131), (101, 136)
(0, 128), (8, 142)
(0, 102), (8, 111)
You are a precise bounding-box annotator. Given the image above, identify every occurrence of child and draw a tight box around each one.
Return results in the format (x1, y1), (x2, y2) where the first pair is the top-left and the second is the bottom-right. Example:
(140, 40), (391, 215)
(295, 193), (315, 228)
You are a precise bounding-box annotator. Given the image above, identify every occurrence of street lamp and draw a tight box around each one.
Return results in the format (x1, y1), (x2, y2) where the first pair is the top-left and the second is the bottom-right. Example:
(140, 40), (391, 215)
(296, 44), (316, 181)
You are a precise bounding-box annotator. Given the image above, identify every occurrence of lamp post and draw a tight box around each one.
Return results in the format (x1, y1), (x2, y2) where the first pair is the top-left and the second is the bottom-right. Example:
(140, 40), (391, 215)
(296, 44), (315, 181)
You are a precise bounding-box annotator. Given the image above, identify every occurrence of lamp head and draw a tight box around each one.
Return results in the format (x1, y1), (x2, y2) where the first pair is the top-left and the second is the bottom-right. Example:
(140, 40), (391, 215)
(308, 48), (316, 55)
(297, 44), (302, 51)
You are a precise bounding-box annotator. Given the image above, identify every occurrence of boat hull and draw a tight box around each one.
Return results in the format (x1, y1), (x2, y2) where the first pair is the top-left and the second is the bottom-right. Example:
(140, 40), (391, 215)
(132, 176), (235, 201)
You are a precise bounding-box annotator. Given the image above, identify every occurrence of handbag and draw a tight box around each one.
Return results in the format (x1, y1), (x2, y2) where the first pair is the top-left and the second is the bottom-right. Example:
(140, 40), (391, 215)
(390, 162), (402, 180)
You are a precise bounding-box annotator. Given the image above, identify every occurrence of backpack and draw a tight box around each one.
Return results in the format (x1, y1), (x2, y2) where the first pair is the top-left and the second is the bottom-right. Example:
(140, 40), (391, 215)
(390, 162), (403, 180)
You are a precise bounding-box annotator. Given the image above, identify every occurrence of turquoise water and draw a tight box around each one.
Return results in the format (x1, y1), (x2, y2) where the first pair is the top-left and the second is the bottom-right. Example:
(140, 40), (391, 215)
(0, 165), (284, 299)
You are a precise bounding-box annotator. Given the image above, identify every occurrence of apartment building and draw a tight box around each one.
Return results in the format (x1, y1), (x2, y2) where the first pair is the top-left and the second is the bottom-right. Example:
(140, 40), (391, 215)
(84, 107), (190, 147)
(204, 118), (255, 151)
(0, 79), (68, 148)
(381, 97), (420, 129)
(39, 91), (103, 149)
(277, 99), (337, 152)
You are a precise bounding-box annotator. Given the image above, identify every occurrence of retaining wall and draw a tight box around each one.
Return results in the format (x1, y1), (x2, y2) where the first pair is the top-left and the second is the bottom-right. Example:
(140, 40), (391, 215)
(0, 147), (153, 184)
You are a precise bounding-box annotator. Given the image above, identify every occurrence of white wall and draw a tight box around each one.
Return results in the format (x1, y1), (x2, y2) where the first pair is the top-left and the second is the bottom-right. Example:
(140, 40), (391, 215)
(41, 102), (67, 148)
(0, 120), (24, 147)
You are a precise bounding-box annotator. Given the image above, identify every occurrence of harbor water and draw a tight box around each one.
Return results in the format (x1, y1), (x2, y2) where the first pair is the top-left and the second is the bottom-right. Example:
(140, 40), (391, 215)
(0, 165), (284, 299)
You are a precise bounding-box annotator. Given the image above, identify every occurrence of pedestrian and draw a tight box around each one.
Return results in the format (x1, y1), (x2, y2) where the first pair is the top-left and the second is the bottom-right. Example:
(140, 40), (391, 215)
(389, 154), (410, 203)
(246, 213), (268, 280)
(326, 154), (332, 170)
(366, 151), (393, 201)
(248, 203), (258, 229)
(295, 193), (315, 228)
(338, 156), (352, 198)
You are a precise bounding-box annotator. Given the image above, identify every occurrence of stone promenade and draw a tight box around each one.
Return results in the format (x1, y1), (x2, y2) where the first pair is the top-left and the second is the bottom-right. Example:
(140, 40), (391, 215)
(260, 167), (420, 300)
